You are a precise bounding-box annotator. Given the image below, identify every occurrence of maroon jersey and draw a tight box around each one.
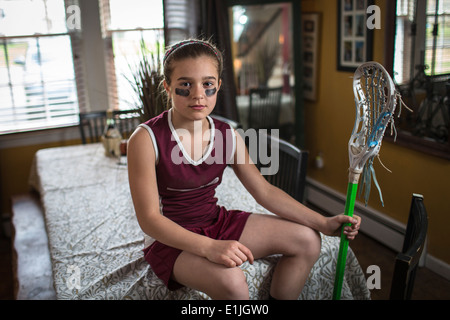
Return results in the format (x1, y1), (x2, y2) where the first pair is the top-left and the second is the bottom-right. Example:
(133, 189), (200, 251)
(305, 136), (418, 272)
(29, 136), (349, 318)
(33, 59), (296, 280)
(140, 110), (236, 228)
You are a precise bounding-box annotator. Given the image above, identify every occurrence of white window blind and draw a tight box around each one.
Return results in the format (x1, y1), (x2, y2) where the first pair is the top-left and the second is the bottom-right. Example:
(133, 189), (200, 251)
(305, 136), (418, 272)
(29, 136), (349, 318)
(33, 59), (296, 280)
(163, 0), (199, 46)
(0, 0), (84, 134)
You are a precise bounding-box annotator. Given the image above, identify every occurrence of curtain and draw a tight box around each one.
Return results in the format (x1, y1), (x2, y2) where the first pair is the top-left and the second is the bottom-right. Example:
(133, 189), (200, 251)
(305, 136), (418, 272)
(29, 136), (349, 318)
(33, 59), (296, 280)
(200, 0), (239, 122)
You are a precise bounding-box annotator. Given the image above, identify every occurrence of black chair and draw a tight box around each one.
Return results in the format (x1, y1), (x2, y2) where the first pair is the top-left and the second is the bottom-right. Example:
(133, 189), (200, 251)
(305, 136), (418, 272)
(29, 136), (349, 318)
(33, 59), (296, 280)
(210, 114), (242, 129)
(255, 132), (308, 203)
(79, 111), (106, 144)
(248, 87), (283, 130)
(112, 109), (141, 140)
(79, 109), (141, 144)
(390, 194), (428, 300)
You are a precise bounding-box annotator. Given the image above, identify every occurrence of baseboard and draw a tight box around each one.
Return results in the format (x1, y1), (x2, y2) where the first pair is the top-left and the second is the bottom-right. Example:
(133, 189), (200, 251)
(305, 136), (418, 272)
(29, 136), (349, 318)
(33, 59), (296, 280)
(305, 177), (450, 281)
(426, 255), (450, 281)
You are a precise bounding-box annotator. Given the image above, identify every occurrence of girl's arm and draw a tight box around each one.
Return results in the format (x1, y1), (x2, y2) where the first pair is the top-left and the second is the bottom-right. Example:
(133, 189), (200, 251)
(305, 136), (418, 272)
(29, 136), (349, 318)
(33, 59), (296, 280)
(127, 127), (253, 267)
(231, 131), (360, 239)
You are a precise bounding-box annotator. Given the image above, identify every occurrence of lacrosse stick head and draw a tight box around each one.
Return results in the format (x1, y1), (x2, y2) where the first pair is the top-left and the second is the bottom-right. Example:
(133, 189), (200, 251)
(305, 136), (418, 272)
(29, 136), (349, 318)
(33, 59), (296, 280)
(348, 62), (397, 185)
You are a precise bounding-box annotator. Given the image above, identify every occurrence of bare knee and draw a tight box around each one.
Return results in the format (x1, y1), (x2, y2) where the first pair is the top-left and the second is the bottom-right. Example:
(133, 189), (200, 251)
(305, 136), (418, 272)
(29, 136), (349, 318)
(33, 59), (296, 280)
(211, 268), (249, 300)
(292, 226), (321, 264)
(309, 229), (321, 260)
(303, 228), (321, 262)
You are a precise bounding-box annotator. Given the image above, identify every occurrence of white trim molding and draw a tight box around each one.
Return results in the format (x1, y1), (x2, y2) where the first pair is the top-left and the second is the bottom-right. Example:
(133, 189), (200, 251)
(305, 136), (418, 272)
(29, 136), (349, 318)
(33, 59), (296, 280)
(306, 177), (450, 281)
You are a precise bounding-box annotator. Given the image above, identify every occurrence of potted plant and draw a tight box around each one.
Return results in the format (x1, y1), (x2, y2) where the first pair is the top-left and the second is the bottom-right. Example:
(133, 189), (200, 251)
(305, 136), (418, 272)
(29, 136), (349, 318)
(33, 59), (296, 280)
(126, 40), (166, 122)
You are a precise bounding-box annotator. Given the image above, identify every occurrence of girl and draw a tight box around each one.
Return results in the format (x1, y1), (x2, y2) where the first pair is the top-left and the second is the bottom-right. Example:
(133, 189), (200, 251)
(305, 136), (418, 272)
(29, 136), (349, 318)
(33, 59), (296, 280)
(127, 39), (361, 300)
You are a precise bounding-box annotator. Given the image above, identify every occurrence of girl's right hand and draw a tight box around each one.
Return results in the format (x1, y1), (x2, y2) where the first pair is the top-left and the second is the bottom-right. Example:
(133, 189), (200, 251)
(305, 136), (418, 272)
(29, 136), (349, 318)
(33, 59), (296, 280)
(205, 240), (254, 268)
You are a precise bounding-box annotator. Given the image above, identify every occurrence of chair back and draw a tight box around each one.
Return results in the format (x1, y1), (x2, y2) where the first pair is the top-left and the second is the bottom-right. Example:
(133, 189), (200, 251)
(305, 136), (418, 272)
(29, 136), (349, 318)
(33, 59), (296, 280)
(112, 109), (141, 139)
(248, 87), (283, 130)
(79, 111), (107, 144)
(256, 132), (308, 203)
(210, 114), (242, 129)
(390, 194), (428, 300)
(79, 109), (141, 144)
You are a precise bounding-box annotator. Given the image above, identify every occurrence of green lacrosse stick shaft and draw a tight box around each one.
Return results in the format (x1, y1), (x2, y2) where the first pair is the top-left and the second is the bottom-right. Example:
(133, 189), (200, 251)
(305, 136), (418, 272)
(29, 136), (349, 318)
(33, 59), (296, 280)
(332, 181), (358, 300)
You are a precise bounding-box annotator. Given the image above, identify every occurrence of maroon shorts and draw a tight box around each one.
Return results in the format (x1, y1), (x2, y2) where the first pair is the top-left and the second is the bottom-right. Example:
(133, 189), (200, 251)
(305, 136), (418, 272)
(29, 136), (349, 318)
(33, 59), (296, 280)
(143, 207), (251, 290)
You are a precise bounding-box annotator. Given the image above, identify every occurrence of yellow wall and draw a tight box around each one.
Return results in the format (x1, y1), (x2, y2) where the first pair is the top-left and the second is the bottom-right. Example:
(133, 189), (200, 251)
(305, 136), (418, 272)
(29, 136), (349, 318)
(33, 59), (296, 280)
(0, 137), (79, 215)
(301, 0), (450, 264)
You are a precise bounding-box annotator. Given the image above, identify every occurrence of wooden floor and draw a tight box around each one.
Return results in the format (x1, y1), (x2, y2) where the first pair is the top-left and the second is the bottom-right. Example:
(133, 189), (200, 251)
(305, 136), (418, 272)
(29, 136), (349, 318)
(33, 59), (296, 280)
(349, 228), (450, 300)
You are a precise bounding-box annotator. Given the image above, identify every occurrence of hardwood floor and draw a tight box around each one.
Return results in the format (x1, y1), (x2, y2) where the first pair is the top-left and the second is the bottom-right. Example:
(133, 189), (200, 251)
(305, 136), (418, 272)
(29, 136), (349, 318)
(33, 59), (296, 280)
(1, 226), (449, 300)
(349, 228), (450, 300)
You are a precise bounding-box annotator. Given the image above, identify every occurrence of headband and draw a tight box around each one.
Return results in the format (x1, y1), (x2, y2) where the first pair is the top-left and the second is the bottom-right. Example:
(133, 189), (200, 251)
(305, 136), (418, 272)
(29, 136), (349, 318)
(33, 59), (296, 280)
(163, 40), (220, 65)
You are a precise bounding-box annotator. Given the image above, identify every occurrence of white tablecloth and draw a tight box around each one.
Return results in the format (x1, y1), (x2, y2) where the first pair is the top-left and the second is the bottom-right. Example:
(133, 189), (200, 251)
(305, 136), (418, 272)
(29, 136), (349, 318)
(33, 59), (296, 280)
(29, 143), (370, 300)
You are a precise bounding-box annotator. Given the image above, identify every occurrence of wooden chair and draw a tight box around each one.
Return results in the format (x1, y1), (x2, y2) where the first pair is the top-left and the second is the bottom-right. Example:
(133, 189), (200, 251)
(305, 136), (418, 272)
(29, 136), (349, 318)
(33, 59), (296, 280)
(390, 194), (428, 300)
(248, 87), (283, 130)
(255, 132), (308, 203)
(79, 109), (141, 144)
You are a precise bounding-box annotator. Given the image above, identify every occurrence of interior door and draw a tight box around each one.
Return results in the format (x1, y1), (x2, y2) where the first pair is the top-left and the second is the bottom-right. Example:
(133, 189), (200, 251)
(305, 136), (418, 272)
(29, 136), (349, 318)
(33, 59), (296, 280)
(227, 0), (303, 145)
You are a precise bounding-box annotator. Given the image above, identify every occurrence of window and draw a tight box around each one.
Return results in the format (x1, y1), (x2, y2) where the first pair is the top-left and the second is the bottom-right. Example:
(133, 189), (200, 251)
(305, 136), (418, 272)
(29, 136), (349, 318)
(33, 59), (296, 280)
(424, 0), (450, 76)
(99, 0), (164, 111)
(394, 0), (450, 84)
(0, 0), (81, 134)
(393, 0), (416, 84)
(391, 0), (450, 159)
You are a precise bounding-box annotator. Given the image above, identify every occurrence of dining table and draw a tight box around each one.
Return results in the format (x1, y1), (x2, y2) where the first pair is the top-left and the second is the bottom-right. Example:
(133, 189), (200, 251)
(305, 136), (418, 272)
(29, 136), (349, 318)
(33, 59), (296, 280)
(28, 142), (371, 300)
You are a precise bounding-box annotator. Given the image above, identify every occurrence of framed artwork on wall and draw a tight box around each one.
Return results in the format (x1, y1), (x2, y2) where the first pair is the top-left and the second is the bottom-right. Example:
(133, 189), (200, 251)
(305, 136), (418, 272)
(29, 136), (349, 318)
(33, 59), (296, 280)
(337, 0), (374, 72)
(301, 13), (320, 101)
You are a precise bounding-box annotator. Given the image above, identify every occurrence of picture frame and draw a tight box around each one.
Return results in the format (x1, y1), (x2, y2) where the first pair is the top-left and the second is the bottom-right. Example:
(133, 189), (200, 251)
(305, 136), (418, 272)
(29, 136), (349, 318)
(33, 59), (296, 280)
(337, 0), (373, 72)
(301, 13), (320, 101)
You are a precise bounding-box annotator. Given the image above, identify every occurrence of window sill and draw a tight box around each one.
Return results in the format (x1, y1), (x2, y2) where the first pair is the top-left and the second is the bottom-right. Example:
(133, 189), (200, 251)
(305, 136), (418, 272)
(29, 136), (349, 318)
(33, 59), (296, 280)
(385, 131), (450, 161)
(0, 124), (81, 150)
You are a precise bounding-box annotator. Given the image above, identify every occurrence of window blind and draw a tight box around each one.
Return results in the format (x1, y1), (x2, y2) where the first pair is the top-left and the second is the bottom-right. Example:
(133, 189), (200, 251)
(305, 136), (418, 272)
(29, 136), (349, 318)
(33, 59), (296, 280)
(0, 0), (85, 134)
(163, 0), (199, 45)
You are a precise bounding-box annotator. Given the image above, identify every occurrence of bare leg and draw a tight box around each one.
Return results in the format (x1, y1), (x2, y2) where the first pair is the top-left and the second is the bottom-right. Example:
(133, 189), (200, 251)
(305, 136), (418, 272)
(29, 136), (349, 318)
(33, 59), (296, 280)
(238, 214), (321, 300)
(172, 250), (249, 300)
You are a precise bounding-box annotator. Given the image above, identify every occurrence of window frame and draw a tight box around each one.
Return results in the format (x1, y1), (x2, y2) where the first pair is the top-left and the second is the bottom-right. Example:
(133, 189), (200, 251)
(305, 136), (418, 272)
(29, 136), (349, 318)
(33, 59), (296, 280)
(99, 0), (165, 112)
(385, 0), (450, 160)
(0, 0), (84, 136)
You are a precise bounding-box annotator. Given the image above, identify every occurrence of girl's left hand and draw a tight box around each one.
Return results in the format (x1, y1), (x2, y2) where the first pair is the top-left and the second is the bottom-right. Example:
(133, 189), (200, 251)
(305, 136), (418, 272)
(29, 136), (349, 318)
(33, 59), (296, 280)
(324, 214), (361, 240)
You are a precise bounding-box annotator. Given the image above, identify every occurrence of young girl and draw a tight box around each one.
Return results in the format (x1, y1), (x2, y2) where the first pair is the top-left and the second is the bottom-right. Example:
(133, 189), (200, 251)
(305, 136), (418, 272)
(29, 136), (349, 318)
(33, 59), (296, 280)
(127, 39), (361, 300)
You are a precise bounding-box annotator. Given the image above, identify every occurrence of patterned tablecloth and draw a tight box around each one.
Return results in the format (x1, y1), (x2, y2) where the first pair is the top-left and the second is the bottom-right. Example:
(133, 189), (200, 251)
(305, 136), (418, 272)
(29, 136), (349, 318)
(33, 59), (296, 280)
(29, 143), (370, 300)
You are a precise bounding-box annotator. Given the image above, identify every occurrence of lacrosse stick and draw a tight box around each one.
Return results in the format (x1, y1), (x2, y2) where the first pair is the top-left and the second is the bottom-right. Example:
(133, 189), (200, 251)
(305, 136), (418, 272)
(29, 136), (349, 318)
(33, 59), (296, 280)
(332, 62), (404, 300)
